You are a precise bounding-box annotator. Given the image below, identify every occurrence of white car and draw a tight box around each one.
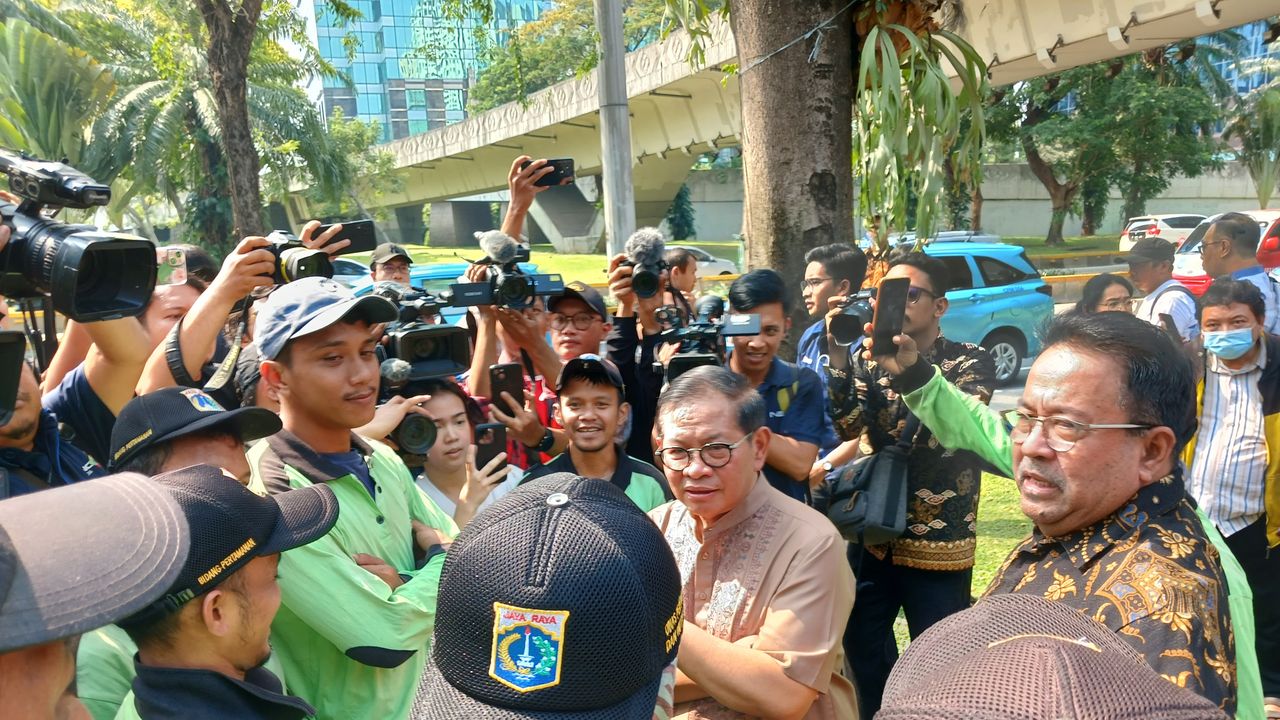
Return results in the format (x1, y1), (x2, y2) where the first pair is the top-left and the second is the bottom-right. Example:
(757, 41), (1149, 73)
(669, 245), (739, 276)
(1118, 214), (1206, 252)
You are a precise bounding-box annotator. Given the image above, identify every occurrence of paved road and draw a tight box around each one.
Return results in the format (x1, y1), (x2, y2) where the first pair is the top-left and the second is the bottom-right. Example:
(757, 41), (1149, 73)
(990, 364), (1028, 414)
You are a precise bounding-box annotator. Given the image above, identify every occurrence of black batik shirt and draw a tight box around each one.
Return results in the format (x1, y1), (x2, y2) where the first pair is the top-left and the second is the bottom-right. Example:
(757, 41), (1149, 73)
(826, 335), (995, 570)
(985, 471), (1237, 715)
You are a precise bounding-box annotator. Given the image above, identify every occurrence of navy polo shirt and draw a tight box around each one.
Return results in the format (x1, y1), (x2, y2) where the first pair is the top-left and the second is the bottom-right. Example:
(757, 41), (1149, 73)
(756, 357), (824, 502)
(796, 319), (842, 454)
(0, 366), (111, 497)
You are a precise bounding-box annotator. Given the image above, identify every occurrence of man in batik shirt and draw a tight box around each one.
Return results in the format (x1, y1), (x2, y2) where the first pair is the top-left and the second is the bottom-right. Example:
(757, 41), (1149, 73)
(825, 252), (994, 715)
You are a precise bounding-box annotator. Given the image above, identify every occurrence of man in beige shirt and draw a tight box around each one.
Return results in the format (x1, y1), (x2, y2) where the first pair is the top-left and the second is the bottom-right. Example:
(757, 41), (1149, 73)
(648, 366), (858, 719)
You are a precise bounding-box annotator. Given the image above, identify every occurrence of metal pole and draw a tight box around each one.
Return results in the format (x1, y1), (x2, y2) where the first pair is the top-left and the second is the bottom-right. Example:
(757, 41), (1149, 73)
(593, 0), (635, 256)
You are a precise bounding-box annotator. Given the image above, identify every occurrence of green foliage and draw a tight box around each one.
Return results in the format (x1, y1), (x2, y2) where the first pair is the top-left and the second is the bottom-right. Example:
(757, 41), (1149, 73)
(0, 18), (121, 181)
(1227, 87), (1280, 209)
(468, 0), (676, 113)
(292, 108), (401, 221)
(665, 183), (696, 240)
(854, 24), (989, 247)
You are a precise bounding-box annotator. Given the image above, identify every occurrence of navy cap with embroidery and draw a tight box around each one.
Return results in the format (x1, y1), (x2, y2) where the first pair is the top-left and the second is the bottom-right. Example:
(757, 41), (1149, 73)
(548, 281), (610, 322)
(411, 474), (682, 719)
(253, 276), (398, 361)
(109, 387), (282, 470)
(118, 464), (338, 628)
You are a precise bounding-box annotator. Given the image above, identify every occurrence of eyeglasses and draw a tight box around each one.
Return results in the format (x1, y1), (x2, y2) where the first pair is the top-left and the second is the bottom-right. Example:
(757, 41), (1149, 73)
(800, 277), (832, 291)
(1099, 297), (1134, 311)
(1002, 409), (1153, 453)
(1196, 239), (1227, 254)
(550, 312), (600, 331)
(657, 431), (754, 471)
(907, 286), (938, 304)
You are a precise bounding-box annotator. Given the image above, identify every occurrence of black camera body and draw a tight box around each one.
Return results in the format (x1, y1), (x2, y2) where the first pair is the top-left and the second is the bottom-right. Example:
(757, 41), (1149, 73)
(264, 231), (333, 285)
(377, 357), (438, 459)
(621, 257), (667, 299)
(829, 289), (875, 347)
(0, 150), (156, 322)
(448, 261), (565, 310)
(371, 281), (440, 325)
(657, 302), (762, 381)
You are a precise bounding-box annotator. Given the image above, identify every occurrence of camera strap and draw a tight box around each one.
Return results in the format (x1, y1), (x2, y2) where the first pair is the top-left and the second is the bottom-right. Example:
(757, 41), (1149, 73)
(203, 299), (250, 395)
(164, 319), (199, 388)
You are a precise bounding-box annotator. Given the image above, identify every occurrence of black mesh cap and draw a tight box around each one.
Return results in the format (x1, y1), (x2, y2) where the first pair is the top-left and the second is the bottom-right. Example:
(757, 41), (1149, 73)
(879, 593), (1228, 719)
(412, 473), (682, 719)
(119, 464), (338, 627)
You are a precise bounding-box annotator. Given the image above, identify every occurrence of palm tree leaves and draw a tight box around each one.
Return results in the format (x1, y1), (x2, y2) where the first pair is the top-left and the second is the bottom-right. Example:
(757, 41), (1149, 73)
(0, 18), (119, 179)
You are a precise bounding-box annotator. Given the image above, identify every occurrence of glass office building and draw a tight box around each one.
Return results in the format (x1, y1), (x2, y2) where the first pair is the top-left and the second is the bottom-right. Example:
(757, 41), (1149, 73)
(314, 0), (549, 142)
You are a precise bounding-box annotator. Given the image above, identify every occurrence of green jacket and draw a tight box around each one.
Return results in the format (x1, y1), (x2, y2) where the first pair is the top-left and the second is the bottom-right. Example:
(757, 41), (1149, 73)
(249, 432), (458, 720)
(900, 364), (1263, 720)
(521, 449), (672, 511)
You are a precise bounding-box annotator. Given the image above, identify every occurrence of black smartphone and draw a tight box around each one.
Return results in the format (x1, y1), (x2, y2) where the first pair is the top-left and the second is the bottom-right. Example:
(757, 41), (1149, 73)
(1158, 313), (1182, 342)
(474, 423), (508, 473)
(489, 363), (524, 417)
(316, 219), (377, 255)
(871, 277), (910, 356)
(0, 331), (25, 427)
(520, 158), (575, 187)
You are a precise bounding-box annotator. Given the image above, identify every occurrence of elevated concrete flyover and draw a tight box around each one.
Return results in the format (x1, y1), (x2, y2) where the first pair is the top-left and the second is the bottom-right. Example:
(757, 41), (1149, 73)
(281, 0), (1280, 248)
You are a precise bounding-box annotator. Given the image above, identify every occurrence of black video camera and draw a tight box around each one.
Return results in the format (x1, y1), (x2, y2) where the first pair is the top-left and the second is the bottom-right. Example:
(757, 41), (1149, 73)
(0, 149), (157, 321)
(829, 289), (875, 347)
(447, 232), (564, 310)
(371, 282), (469, 382)
(264, 230), (333, 284)
(656, 296), (762, 381)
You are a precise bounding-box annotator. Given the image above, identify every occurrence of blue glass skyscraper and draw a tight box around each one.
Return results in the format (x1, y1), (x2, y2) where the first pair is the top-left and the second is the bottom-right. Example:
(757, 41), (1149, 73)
(312, 0), (549, 142)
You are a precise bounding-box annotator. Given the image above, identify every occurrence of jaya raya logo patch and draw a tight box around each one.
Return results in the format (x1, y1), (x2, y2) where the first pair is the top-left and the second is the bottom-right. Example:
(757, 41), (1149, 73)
(489, 602), (569, 693)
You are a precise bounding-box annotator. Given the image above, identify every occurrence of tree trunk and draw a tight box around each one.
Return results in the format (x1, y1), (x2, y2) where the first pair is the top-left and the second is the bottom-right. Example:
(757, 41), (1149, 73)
(195, 0), (266, 240)
(729, 0), (855, 357)
(970, 182), (983, 231)
(1022, 135), (1074, 246)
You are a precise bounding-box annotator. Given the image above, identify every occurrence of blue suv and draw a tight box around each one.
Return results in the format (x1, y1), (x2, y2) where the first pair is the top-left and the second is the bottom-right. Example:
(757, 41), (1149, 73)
(921, 243), (1053, 385)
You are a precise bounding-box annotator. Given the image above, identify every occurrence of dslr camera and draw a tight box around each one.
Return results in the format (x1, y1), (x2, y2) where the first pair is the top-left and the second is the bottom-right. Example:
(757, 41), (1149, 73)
(828, 289), (875, 347)
(447, 230), (564, 310)
(264, 230), (333, 284)
(622, 227), (667, 299)
(656, 295), (762, 381)
(0, 149), (156, 321)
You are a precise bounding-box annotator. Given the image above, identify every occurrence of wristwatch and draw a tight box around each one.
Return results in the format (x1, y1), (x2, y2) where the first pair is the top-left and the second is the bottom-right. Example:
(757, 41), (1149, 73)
(531, 428), (555, 453)
(820, 460), (834, 473)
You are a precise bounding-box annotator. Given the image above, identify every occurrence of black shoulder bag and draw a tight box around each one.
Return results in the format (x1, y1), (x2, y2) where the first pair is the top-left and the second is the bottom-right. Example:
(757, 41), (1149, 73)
(825, 413), (920, 545)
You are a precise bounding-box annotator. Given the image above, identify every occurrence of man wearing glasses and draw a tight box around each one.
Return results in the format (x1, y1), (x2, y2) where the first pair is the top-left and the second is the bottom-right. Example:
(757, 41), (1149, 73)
(1200, 212), (1280, 336)
(825, 251), (995, 716)
(647, 366), (857, 719)
(865, 310), (1241, 714)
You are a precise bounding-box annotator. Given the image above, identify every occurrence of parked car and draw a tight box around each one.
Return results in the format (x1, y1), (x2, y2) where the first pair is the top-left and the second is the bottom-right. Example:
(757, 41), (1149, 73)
(668, 245), (739, 275)
(1173, 210), (1280, 295)
(347, 261), (542, 325)
(921, 242), (1054, 386)
(330, 258), (370, 287)
(889, 230), (1004, 245)
(1118, 214), (1205, 252)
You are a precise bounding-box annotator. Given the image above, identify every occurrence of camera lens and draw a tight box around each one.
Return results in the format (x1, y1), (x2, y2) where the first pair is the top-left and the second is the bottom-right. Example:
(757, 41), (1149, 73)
(632, 268), (660, 299)
(830, 300), (873, 347)
(394, 414), (437, 455)
(496, 273), (531, 307)
(409, 336), (440, 361)
(277, 247), (333, 283)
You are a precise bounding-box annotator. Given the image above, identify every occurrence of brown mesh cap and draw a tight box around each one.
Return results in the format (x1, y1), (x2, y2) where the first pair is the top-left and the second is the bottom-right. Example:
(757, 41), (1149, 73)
(878, 593), (1228, 719)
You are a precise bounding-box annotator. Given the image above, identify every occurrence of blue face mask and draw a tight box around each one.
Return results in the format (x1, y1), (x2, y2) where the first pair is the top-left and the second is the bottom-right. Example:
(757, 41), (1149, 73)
(1203, 327), (1257, 360)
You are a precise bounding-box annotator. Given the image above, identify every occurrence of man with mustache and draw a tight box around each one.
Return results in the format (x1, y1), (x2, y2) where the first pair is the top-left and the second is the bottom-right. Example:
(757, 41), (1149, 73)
(868, 311), (1239, 714)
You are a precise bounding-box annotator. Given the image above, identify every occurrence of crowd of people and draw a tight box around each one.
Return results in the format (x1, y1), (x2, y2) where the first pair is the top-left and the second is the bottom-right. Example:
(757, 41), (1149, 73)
(0, 154), (1276, 719)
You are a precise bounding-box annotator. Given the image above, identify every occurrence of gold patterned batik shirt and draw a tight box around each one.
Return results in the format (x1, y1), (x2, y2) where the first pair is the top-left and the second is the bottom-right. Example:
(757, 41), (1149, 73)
(985, 471), (1237, 715)
(826, 336), (995, 570)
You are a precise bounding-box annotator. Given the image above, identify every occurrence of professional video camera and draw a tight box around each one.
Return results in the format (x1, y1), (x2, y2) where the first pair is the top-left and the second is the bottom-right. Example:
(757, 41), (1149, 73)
(264, 230), (333, 284)
(828, 289), (875, 347)
(377, 357), (439, 458)
(447, 230), (564, 310)
(0, 149), (156, 321)
(622, 227), (667, 299)
(655, 294), (762, 381)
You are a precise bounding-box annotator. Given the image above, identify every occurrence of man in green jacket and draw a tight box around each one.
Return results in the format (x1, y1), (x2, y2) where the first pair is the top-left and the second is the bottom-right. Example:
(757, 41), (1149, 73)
(862, 311), (1261, 718)
(249, 277), (459, 720)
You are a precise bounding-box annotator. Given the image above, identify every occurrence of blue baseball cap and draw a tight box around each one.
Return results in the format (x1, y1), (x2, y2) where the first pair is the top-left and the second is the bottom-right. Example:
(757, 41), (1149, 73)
(254, 277), (398, 361)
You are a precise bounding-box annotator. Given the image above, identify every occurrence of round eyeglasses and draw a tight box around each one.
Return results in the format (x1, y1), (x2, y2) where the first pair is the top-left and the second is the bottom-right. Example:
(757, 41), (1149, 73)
(549, 312), (599, 331)
(656, 431), (754, 471)
(1002, 409), (1153, 453)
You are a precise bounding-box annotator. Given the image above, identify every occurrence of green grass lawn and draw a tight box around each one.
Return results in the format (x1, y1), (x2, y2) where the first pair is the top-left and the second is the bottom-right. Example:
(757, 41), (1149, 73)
(1004, 235), (1121, 257)
(891, 472), (1032, 651)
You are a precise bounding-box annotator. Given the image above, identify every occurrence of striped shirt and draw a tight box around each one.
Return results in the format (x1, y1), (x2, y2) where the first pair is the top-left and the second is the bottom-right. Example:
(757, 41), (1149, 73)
(1188, 341), (1268, 536)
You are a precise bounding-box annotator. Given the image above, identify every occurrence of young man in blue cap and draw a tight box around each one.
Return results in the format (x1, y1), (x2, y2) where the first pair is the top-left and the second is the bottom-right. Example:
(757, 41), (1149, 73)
(248, 276), (458, 720)
(115, 464), (339, 719)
